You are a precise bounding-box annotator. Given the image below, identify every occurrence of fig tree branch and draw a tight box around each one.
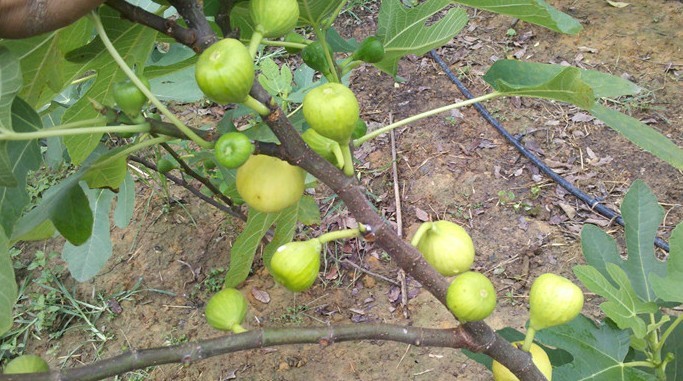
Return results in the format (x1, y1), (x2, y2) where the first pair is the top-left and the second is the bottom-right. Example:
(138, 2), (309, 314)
(1, 324), (470, 381)
(129, 155), (246, 221)
(158, 142), (239, 210)
(248, 82), (548, 381)
(104, 0), (198, 48)
(167, 0), (218, 51)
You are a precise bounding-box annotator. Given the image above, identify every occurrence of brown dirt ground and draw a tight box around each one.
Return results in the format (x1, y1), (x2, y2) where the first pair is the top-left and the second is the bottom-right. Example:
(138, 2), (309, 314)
(4, 0), (682, 380)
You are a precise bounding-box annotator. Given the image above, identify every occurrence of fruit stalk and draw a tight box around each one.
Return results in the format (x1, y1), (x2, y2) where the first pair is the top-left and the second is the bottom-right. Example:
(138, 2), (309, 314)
(317, 228), (361, 244)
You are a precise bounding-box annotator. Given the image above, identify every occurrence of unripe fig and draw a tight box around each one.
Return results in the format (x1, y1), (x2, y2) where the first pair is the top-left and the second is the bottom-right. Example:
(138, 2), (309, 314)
(205, 288), (248, 333)
(112, 76), (150, 118)
(270, 239), (322, 292)
(303, 83), (359, 144)
(195, 38), (254, 104)
(446, 271), (496, 323)
(411, 220), (475, 276)
(352, 36), (385, 63)
(236, 154), (306, 213)
(492, 342), (553, 381)
(250, 0), (299, 38)
(3, 354), (49, 374)
(529, 273), (584, 331)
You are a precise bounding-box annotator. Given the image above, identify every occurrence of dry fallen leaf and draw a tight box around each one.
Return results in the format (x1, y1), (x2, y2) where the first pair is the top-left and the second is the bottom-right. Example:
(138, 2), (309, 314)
(251, 287), (270, 304)
(607, 0), (630, 7)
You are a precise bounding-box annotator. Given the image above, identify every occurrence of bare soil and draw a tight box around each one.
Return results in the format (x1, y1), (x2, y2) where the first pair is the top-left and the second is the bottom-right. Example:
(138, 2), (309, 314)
(7, 0), (682, 380)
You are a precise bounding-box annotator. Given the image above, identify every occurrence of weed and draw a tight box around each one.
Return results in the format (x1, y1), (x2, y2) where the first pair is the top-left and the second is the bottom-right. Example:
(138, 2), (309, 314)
(276, 305), (309, 325)
(203, 267), (226, 293)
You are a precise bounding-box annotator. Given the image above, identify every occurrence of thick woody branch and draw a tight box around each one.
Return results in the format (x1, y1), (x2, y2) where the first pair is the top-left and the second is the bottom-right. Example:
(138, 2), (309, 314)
(2, 324), (470, 381)
(104, 0), (197, 48)
(167, 0), (218, 51)
(248, 82), (548, 381)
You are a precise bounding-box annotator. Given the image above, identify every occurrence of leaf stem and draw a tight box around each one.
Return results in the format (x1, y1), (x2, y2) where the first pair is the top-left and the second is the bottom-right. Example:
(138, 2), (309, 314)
(48, 117), (108, 130)
(655, 314), (682, 353)
(88, 11), (213, 149)
(353, 92), (502, 146)
(91, 136), (173, 170)
(623, 361), (656, 368)
(0, 124), (150, 141)
(318, 228), (361, 244)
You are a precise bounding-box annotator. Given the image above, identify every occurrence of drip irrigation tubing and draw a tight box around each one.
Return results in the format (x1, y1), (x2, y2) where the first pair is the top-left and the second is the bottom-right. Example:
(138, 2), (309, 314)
(429, 50), (670, 253)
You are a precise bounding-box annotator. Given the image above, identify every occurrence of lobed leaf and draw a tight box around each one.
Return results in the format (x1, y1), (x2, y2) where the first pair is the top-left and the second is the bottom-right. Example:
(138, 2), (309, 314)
(620, 180), (666, 302)
(224, 208), (279, 288)
(62, 188), (115, 281)
(298, 0), (345, 27)
(0, 98), (42, 236)
(0, 226), (16, 336)
(590, 104), (683, 171)
(650, 223), (683, 303)
(537, 315), (656, 381)
(453, 0), (582, 35)
(114, 172), (136, 229)
(573, 264), (657, 338)
(62, 8), (158, 164)
(375, 0), (468, 76)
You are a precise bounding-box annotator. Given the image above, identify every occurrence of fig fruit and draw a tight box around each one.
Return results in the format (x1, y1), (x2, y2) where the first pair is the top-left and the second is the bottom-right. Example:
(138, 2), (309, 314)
(446, 271), (496, 323)
(270, 239), (321, 292)
(236, 154), (306, 213)
(411, 220), (475, 277)
(205, 288), (248, 333)
(492, 342), (552, 381)
(529, 273), (584, 331)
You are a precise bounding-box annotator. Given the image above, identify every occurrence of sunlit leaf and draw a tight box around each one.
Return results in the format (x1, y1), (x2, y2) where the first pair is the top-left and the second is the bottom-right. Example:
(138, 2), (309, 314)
(82, 148), (128, 190)
(0, 17), (92, 108)
(453, 0), (582, 35)
(483, 61), (594, 108)
(574, 264), (657, 338)
(224, 208), (278, 288)
(590, 104), (683, 171)
(62, 8), (157, 164)
(620, 180), (666, 302)
(537, 315), (656, 381)
(375, 0), (468, 76)
(650, 223), (683, 303)
(297, 0), (345, 26)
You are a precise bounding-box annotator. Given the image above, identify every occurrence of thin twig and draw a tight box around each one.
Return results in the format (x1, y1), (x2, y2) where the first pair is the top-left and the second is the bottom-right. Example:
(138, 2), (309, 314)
(341, 259), (399, 286)
(129, 155), (246, 221)
(389, 113), (403, 238)
(159, 142), (237, 209)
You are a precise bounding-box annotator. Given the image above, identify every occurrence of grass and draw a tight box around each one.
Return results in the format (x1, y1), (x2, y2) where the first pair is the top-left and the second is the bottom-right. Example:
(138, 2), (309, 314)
(0, 250), (173, 367)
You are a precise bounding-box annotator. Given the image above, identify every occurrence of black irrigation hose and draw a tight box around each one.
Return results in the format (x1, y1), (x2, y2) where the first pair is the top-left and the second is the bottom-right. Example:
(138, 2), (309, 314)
(429, 50), (670, 253)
